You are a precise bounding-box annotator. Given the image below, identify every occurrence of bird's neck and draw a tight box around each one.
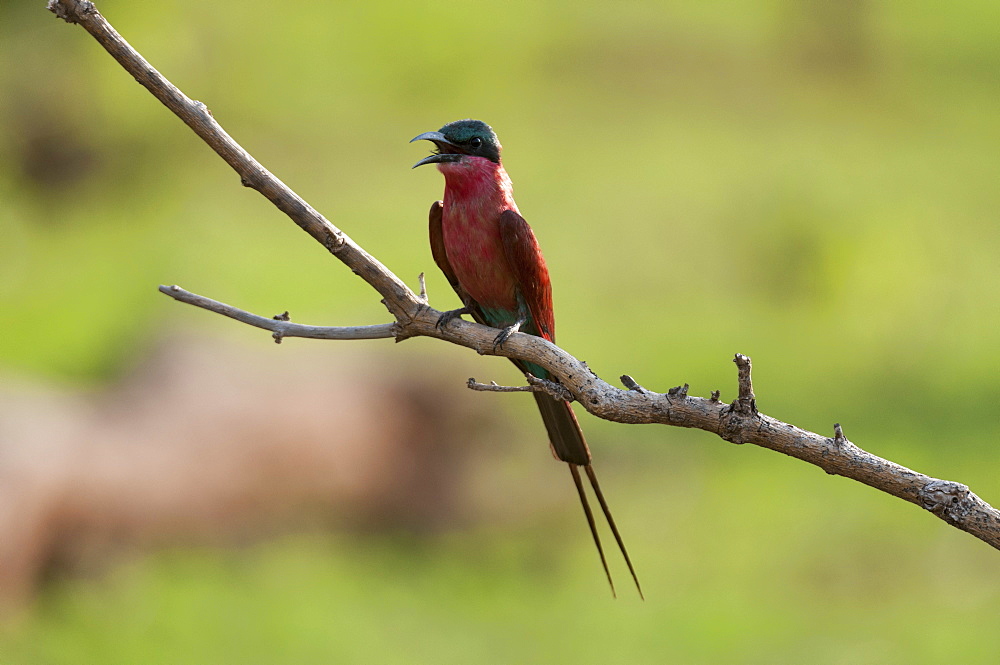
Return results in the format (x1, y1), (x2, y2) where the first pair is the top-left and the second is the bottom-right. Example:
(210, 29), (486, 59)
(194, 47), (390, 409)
(438, 156), (517, 212)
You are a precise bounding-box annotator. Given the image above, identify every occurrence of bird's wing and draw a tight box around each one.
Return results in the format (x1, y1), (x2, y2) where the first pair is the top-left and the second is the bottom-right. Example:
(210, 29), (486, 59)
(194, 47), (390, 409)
(498, 210), (556, 342)
(429, 200), (459, 290)
(429, 200), (488, 324)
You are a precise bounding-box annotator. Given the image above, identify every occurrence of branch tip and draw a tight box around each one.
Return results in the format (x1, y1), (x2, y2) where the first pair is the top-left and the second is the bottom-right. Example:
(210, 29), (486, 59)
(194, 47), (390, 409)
(417, 272), (428, 302)
(833, 423), (848, 446)
(160, 285), (394, 341)
(732, 353), (757, 415)
(48, 0), (95, 24)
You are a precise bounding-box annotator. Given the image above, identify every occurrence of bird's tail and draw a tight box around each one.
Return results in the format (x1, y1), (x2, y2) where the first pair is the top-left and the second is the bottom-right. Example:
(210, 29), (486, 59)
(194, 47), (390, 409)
(532, 392), (643, 599)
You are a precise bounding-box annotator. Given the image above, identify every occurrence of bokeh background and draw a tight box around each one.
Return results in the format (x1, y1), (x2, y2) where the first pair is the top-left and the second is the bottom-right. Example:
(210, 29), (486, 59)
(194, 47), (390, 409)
(2, 0), (999, 662)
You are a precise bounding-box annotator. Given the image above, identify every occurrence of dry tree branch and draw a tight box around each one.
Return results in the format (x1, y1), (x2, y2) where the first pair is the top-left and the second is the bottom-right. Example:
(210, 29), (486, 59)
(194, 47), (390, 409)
(158, 285), (396, 343)
(51, 0), (1000, 551)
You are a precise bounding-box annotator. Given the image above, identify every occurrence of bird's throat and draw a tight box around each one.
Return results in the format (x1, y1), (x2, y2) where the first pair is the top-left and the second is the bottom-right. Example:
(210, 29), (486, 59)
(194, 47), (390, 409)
(437, 156), (521, 316)
(437, 156), (516, 212)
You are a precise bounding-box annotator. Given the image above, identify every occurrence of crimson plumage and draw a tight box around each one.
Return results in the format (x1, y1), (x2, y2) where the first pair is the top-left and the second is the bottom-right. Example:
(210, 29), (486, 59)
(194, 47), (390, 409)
(413, 119), (641, 597)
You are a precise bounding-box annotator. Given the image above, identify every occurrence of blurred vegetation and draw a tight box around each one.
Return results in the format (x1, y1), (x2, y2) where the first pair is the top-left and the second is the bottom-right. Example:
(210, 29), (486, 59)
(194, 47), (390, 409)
(2, 0), (999, 662)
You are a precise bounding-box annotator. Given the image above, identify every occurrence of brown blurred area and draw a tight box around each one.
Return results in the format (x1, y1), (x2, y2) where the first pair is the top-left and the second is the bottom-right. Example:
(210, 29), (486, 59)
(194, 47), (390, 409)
(0, 333), (524, 610)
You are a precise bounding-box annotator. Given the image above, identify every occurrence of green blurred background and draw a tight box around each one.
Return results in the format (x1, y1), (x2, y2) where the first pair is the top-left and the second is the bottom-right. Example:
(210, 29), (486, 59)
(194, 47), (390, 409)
(2, 0), (999, 662)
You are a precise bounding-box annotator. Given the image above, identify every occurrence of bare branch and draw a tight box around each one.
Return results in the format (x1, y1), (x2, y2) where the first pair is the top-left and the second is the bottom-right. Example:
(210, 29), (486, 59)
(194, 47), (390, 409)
(46, 0), (417, 321)
(158, 285), (395, 342)
(51, 0), (1000, 553)
(468, 376), (574, 402)
(467, 379), (535, 393)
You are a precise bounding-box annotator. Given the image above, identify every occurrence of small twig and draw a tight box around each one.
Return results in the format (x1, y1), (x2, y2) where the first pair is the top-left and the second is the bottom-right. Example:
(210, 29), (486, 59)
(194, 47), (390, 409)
(468, 376), (574, 402)
(732, 353), (757, 415)
(417, 272), (428, 302)
(158, 285), (395, 341)
(833, 423), (848, 447)
(621, 374), (646, 393)
(467, 379), (534, 393)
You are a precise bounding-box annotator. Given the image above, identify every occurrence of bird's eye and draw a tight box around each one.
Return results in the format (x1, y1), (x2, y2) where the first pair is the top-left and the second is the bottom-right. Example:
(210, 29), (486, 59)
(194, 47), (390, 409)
(469, 137), (483, 149)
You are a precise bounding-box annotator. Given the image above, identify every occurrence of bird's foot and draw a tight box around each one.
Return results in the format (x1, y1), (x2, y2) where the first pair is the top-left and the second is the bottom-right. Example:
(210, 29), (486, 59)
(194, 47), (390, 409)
(436, 307), (469, 330)
(492, 322), (522, 351)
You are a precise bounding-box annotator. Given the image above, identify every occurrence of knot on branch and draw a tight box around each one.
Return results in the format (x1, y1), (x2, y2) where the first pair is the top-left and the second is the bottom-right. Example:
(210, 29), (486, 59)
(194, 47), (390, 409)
(668, 383), (689, 398)
(526, 375), (575, 402)
(718, 410), (757, 445)
(920, 480), (971, 523)
(48, 0), (95, 24)
(323, 228), (346, 253)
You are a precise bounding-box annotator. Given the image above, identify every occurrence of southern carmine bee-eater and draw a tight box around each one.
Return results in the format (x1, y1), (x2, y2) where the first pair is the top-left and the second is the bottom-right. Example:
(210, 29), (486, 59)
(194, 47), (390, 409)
(411, 119), (642, 598)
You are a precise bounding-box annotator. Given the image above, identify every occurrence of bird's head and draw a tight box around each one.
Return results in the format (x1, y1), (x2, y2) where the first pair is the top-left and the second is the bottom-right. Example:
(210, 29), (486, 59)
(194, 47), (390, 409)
(411, 119), (501, 168)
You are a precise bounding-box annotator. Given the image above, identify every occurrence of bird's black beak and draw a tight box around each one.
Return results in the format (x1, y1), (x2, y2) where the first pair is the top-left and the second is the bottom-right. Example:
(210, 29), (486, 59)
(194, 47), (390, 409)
(410, 131), (463, 168)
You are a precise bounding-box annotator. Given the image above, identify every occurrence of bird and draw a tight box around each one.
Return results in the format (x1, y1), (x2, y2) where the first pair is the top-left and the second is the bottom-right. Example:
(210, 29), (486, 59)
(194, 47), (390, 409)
(411, 119), (641, 598)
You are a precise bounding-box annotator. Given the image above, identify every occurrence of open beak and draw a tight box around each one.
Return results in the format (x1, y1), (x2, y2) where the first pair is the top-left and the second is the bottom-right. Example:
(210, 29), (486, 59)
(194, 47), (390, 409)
(410, 131), (463, 168)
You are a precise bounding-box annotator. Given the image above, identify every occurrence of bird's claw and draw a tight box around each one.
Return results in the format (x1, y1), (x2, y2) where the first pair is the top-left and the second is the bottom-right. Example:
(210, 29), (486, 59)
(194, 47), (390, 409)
(492, 325), (518, 351)
(436, 307), (468, 330)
